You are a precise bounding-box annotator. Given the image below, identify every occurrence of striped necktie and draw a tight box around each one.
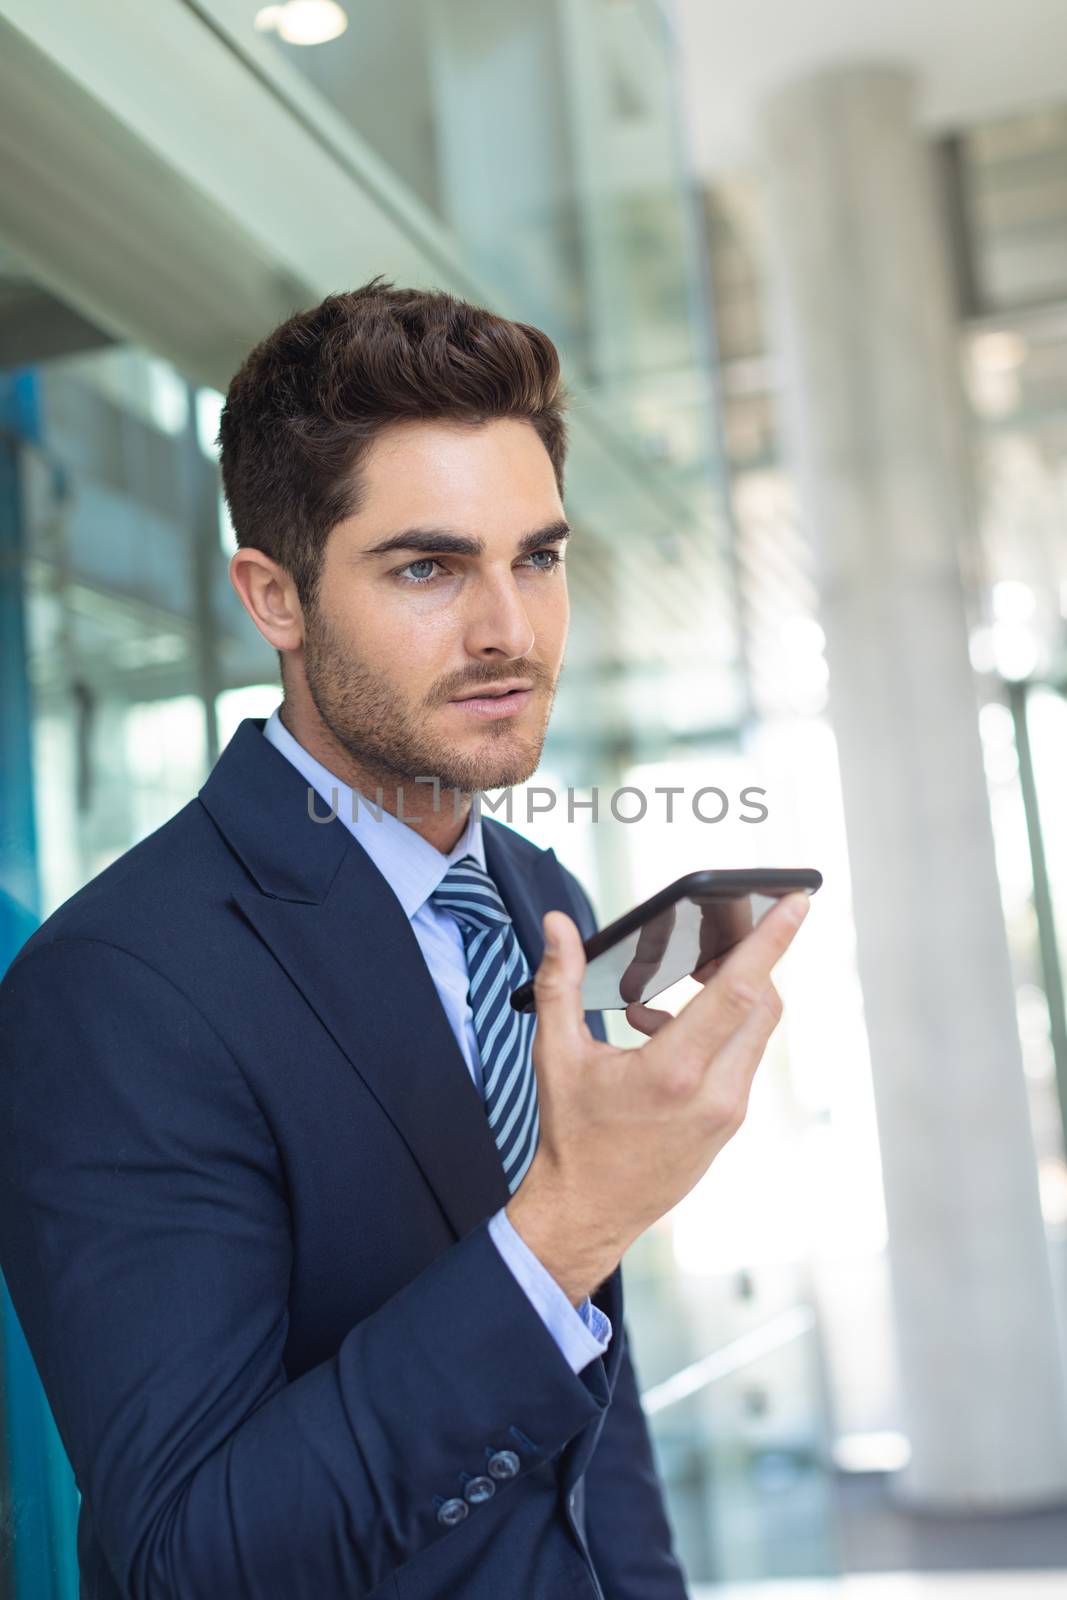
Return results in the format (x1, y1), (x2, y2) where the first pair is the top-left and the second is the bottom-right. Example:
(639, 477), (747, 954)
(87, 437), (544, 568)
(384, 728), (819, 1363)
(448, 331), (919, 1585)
(431, 855), (539, 1194)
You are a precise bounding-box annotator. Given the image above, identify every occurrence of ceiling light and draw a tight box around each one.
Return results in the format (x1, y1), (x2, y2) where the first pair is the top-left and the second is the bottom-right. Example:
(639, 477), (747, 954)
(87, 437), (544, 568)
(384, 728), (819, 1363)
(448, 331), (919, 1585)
(255, 1), (348, 46)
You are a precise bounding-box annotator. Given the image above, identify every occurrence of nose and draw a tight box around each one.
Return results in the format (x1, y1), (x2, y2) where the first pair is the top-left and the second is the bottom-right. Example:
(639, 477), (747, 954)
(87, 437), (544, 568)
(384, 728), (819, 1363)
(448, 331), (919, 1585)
(462, 570), (536, 661)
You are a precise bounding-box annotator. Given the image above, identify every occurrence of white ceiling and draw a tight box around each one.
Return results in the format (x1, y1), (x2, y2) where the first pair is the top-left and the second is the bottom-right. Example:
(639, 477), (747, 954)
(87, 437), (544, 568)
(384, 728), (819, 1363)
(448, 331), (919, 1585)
(670, 0), (1067, 177)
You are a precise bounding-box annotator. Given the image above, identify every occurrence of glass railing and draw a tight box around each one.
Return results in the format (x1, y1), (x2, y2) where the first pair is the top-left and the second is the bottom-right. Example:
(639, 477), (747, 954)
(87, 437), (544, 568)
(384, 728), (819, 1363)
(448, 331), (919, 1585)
(639, 1296), (843, 1585)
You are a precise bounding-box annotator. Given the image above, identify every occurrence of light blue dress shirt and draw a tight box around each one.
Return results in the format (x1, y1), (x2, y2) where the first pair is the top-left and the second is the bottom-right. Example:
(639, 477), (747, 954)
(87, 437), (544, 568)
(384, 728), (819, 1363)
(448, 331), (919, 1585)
(261, 707), (612, 1373)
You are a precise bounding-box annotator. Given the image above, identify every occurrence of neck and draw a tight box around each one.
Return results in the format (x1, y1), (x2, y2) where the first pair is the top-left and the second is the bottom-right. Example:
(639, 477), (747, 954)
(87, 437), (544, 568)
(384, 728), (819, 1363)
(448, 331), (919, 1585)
(276, 698), (473, 855)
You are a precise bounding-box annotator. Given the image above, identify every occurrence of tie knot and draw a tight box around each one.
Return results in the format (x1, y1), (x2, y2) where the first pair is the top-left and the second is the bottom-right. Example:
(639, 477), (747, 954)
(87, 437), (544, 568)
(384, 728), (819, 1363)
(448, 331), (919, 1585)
(430, 854), (510, 933)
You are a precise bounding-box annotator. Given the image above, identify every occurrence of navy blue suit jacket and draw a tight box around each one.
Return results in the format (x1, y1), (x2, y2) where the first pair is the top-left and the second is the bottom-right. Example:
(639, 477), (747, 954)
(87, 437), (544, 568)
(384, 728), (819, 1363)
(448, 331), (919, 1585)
(0, 718), (689, 1599)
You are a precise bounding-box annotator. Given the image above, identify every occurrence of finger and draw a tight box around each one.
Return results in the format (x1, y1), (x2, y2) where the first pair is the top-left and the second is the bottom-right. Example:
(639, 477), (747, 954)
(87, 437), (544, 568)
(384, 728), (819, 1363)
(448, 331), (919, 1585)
(700, 979), (784, 1109)
(658, 892), (808, 1063)
(532, 910), (589, 1055)
(619, 904), (676, 1004)
(623, 1000), (674, 1038)
(695, 898), (752, 971)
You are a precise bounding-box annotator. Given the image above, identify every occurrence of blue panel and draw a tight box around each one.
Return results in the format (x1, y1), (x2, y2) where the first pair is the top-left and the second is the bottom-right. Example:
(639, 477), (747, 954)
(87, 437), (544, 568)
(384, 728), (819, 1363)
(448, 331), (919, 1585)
(0, 368), (80, 1600)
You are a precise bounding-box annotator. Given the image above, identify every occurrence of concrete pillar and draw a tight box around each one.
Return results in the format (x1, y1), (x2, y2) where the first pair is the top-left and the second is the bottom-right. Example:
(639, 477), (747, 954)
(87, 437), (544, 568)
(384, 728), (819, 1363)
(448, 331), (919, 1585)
(756, 64), (1067, 1508)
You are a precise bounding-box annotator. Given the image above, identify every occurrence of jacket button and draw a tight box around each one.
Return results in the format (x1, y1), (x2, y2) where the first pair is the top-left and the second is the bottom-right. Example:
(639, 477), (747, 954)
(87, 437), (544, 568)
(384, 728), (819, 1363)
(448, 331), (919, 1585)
(436, 1497), (469, 1527)
(464, 1475), (496, 1504)
(487, 1449), (520, 1480)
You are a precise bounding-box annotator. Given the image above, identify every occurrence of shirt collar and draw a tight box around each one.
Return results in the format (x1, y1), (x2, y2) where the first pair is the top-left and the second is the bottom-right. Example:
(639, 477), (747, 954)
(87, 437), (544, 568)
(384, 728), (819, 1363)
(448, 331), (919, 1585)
(261, 705), (486, 920)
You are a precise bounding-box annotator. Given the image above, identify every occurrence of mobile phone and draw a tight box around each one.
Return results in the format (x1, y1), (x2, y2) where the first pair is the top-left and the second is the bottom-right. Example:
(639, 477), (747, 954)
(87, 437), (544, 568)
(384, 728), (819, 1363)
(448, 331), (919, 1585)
(509, 868), (822, 1014)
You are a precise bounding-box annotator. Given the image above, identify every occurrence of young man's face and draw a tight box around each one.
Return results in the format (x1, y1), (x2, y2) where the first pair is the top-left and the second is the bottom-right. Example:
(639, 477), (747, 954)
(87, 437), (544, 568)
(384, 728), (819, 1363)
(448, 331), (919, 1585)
(294, 417), (570, 797)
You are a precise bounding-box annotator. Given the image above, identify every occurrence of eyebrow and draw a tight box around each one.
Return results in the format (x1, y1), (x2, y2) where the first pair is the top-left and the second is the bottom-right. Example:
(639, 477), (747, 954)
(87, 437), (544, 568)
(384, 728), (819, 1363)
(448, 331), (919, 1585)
(355, 520), (571, 560)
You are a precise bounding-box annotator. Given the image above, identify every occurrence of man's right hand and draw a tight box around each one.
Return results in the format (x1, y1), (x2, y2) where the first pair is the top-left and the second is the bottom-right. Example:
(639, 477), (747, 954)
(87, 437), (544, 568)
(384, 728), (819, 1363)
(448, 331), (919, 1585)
(505, 892), (810, 1306)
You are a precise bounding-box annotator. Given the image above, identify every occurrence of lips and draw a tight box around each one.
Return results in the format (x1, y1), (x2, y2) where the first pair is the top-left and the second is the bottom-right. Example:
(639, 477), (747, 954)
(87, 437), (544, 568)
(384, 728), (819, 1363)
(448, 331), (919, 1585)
(447, 685), (534, 719)
(451, 682), (533, 701)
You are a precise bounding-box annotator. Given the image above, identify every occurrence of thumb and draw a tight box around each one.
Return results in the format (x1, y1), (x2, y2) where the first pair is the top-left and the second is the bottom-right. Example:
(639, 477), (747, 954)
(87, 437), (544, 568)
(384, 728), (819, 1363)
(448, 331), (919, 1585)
(532, 910), (588, 1052)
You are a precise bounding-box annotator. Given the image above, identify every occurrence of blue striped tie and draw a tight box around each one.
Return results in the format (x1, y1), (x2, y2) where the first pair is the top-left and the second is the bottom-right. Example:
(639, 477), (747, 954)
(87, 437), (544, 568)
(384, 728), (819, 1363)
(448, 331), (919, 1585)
(431, 855), (539, 1193)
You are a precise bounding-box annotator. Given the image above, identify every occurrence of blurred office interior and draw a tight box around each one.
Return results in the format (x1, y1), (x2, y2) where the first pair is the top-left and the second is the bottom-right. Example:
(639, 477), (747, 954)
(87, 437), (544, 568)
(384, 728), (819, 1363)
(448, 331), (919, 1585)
(1, 1), (1067, 1596)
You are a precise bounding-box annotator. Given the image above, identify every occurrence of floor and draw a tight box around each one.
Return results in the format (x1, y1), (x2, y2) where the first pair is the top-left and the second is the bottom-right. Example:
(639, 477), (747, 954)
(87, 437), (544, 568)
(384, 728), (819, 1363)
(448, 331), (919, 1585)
(830, 1472), (1067, 1571)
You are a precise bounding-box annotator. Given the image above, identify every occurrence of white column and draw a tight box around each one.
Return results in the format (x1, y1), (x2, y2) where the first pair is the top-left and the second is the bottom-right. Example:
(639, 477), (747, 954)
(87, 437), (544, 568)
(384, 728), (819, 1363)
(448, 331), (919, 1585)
(756, 63), (1067, 1508)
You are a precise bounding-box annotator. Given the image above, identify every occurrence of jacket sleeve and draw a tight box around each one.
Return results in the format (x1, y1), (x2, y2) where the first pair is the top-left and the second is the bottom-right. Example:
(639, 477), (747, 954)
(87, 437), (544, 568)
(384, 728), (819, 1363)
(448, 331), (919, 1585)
(487, 1204), (613, 1371)
(556, 867), (691, 1596)
(582, 1315), (691, 1598)
(0, 936), (610, 1599)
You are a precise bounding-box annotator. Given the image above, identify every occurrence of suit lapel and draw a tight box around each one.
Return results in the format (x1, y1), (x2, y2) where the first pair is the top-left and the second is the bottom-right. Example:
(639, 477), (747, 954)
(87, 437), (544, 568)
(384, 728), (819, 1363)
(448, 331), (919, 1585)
(199, 719), (589, 1246)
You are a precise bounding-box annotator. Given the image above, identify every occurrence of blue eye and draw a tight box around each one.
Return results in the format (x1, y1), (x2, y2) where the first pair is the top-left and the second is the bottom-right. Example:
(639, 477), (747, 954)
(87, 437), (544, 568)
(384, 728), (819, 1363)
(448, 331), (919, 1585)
(394, 549), (564, 586)
(401, 559), (438, 584)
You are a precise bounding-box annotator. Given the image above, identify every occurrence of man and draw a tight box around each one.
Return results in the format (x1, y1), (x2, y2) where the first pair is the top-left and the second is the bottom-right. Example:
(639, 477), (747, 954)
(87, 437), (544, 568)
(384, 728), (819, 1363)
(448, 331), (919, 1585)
(0, 280), (807, 1598)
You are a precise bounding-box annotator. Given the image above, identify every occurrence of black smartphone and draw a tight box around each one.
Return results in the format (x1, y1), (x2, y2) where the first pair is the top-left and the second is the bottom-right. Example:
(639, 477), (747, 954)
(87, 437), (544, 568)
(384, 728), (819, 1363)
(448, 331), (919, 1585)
(510, 867), (822, 1014)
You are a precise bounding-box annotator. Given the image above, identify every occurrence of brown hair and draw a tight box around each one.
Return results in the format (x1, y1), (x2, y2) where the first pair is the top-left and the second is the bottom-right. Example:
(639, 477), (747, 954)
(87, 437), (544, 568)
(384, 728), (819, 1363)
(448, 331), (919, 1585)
(217, 277), (569, 621)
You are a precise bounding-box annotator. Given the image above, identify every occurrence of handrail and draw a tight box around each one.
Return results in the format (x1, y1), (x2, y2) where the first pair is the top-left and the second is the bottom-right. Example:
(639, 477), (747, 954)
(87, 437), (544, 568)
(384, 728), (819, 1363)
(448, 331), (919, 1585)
(640, 1304), (817, 1416)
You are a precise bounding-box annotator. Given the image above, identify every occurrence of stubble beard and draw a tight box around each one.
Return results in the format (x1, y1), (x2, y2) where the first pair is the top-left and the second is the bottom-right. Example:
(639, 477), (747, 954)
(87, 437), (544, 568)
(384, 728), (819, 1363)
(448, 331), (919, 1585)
(302, 603), (555, 799)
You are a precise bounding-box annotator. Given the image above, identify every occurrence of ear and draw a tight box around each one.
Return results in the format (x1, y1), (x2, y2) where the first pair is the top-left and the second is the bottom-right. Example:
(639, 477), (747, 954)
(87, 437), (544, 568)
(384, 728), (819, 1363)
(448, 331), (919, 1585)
(229, 548), (305, 657)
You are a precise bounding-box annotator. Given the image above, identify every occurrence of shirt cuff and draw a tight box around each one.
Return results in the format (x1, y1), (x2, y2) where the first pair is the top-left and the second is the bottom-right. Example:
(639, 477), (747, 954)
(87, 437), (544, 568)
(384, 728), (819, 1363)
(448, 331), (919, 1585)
(487, 1206), (613, 1373)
